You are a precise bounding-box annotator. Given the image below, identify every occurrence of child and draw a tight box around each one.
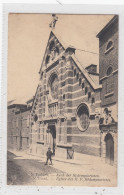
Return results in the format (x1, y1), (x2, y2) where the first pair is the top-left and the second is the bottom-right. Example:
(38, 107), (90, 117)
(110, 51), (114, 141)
(45, 147), (53, 165)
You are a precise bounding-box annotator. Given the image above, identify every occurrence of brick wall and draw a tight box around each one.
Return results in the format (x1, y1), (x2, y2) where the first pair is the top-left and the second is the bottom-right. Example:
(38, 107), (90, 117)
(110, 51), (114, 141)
(7, 104), (30, 151)
(99, 19), (118, 106)
(30, 32), (101, 157)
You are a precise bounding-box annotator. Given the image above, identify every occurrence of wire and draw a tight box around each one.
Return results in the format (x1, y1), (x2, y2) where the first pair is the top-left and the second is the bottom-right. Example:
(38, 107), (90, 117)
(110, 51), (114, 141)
(75, 48), (98, 55)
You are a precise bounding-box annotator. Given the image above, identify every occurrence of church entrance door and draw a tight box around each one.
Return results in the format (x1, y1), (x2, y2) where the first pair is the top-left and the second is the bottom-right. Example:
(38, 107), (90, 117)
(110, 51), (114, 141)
(105, 133), (114, 165)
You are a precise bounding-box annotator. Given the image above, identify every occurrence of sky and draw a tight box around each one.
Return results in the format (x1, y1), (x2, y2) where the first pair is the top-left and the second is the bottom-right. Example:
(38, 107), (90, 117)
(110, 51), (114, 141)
(8, 14), (114, 104)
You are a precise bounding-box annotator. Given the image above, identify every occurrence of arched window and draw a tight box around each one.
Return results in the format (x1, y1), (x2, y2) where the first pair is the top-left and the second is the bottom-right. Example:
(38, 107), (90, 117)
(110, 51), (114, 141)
(82, 82), (84, 89)
(106, 41), (113, 50)
(76, 73), (79, 80)
(88, 92), (91, 100)
(62, 56), (66, 61)
(49, 73), (59, 100)
(77, 104), (90, 131)
(74, 69), (76, 76)
(34, 114), (38, 122)
(91, 97), (95, 104)
(85, 87), (88, 95)
(51, 47), (59, 59)
(105, 40), (114, 54)
(106, 67), (114, 94)
(55, 47), (59, 55)
(63, 94), (65, 100)
(46, 55), (50, 64)
(79, 78), (81, 85)
(107, 66), (113, 76)
(49, 41), (55, 51)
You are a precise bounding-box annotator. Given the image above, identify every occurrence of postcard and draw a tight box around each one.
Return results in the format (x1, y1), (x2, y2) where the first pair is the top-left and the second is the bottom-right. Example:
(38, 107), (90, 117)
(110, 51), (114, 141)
(7, 13), (118, 187)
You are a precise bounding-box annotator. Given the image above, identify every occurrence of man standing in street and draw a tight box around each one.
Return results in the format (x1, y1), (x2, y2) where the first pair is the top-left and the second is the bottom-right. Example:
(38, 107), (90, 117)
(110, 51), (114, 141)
(45, 147), (53, 165)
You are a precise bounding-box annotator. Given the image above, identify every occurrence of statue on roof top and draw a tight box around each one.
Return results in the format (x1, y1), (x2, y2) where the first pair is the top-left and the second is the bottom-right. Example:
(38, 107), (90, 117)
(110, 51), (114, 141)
(49, 14), (58, 29)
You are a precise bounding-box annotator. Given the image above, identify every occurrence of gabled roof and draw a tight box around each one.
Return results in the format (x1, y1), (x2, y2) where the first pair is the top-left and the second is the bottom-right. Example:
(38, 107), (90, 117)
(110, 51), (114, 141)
(39, 30), (66, 74)
(8, 103), (27, 109)
(7, 96), (28, 105)
(96, 15), (118, 38)
(7, 98), (27, 109)
(26, 96), (34, 104)
(71, 54), (101, 90)
(39, 30), (101, 91)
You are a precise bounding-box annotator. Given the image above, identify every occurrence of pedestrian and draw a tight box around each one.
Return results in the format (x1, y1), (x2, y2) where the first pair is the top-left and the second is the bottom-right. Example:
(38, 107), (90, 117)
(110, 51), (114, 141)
(45, 147), (53, 165)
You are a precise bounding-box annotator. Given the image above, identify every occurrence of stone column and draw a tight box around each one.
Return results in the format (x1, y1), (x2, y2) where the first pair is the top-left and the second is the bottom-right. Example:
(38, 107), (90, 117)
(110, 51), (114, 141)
(64, 56), (73, 144)
(101, 132), (106, 161)
(55, 118), (60, 145)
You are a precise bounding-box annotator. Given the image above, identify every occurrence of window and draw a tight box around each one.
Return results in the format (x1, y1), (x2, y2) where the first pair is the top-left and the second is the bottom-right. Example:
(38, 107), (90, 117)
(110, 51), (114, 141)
(107, 67), (113, 75)
(76, 73), (79, 79)
(91, 97), (95, 104)
(79, 78), (81, 85)
(107, 41), (113, 50)
(55, 47), (59, 55)
(88, 92), (91, 100)
(34, 114), (38, 122)
(106, 67), (114, 94)
(105, 40), (114, 54)
(46, 55), (50, 64)
(74, 69), (76, 76)
(85, 87), (88, 94)
(63, 94), (65, 99)
(82, 83), (84, 89)
(61, 81), (65, 87)
(49, 73), (59, 99)
(49, 41), (55, 51)
(77, 104), (90, 131)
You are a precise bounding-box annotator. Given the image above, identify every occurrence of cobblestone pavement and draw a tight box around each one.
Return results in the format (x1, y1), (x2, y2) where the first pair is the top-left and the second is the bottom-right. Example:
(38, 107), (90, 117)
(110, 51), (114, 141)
(7, 151), (117, 186)
(7, 151), (65, 185)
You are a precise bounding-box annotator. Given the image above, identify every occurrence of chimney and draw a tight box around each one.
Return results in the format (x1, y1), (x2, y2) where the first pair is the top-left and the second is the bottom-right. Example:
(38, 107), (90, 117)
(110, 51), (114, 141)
(85, 64), (98, 75)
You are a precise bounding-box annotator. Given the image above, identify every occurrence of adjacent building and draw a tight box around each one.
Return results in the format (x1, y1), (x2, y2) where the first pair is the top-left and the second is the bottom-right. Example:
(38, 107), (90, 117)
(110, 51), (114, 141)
(7, 102), (27, 150)
(7, 97), (34, 151)
(97, 15), (118, 165)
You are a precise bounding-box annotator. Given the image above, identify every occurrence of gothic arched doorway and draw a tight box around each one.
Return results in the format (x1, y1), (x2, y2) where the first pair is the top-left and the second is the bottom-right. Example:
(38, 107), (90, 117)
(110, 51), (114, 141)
(105, 133), (114, 165)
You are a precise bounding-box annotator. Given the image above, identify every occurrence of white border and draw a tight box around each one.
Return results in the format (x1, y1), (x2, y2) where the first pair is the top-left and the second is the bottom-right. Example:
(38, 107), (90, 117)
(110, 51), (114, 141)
(1, 3), (124, 195)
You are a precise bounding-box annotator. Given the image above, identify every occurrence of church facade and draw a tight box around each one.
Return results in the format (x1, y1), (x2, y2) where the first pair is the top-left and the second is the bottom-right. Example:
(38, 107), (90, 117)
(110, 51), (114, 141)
(29, 30), (102, 159)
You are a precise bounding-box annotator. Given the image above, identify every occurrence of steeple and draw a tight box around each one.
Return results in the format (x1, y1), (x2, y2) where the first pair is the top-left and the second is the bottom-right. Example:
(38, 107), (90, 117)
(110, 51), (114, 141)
(49, 14), (58, 29)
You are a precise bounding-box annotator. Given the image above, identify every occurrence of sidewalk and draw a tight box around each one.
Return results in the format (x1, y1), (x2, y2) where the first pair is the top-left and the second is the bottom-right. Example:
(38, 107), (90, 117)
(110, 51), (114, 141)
(8, 149), (117, 187)
(9, 149), (106, 166)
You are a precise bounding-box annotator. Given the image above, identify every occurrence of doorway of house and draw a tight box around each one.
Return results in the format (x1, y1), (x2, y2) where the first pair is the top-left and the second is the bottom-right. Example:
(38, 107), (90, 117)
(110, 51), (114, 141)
(49, 124), (56, 155)
(105, 133), (114, 165)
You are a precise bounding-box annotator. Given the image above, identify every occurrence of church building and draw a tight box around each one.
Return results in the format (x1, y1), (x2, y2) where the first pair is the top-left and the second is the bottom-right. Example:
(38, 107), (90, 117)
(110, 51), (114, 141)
(29, 22), (102, 159)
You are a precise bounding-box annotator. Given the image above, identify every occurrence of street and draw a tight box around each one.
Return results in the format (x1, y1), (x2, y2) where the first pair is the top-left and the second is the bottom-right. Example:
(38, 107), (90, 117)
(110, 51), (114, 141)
(7, 151), (65, 185)
(7, 151), (117, 186)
